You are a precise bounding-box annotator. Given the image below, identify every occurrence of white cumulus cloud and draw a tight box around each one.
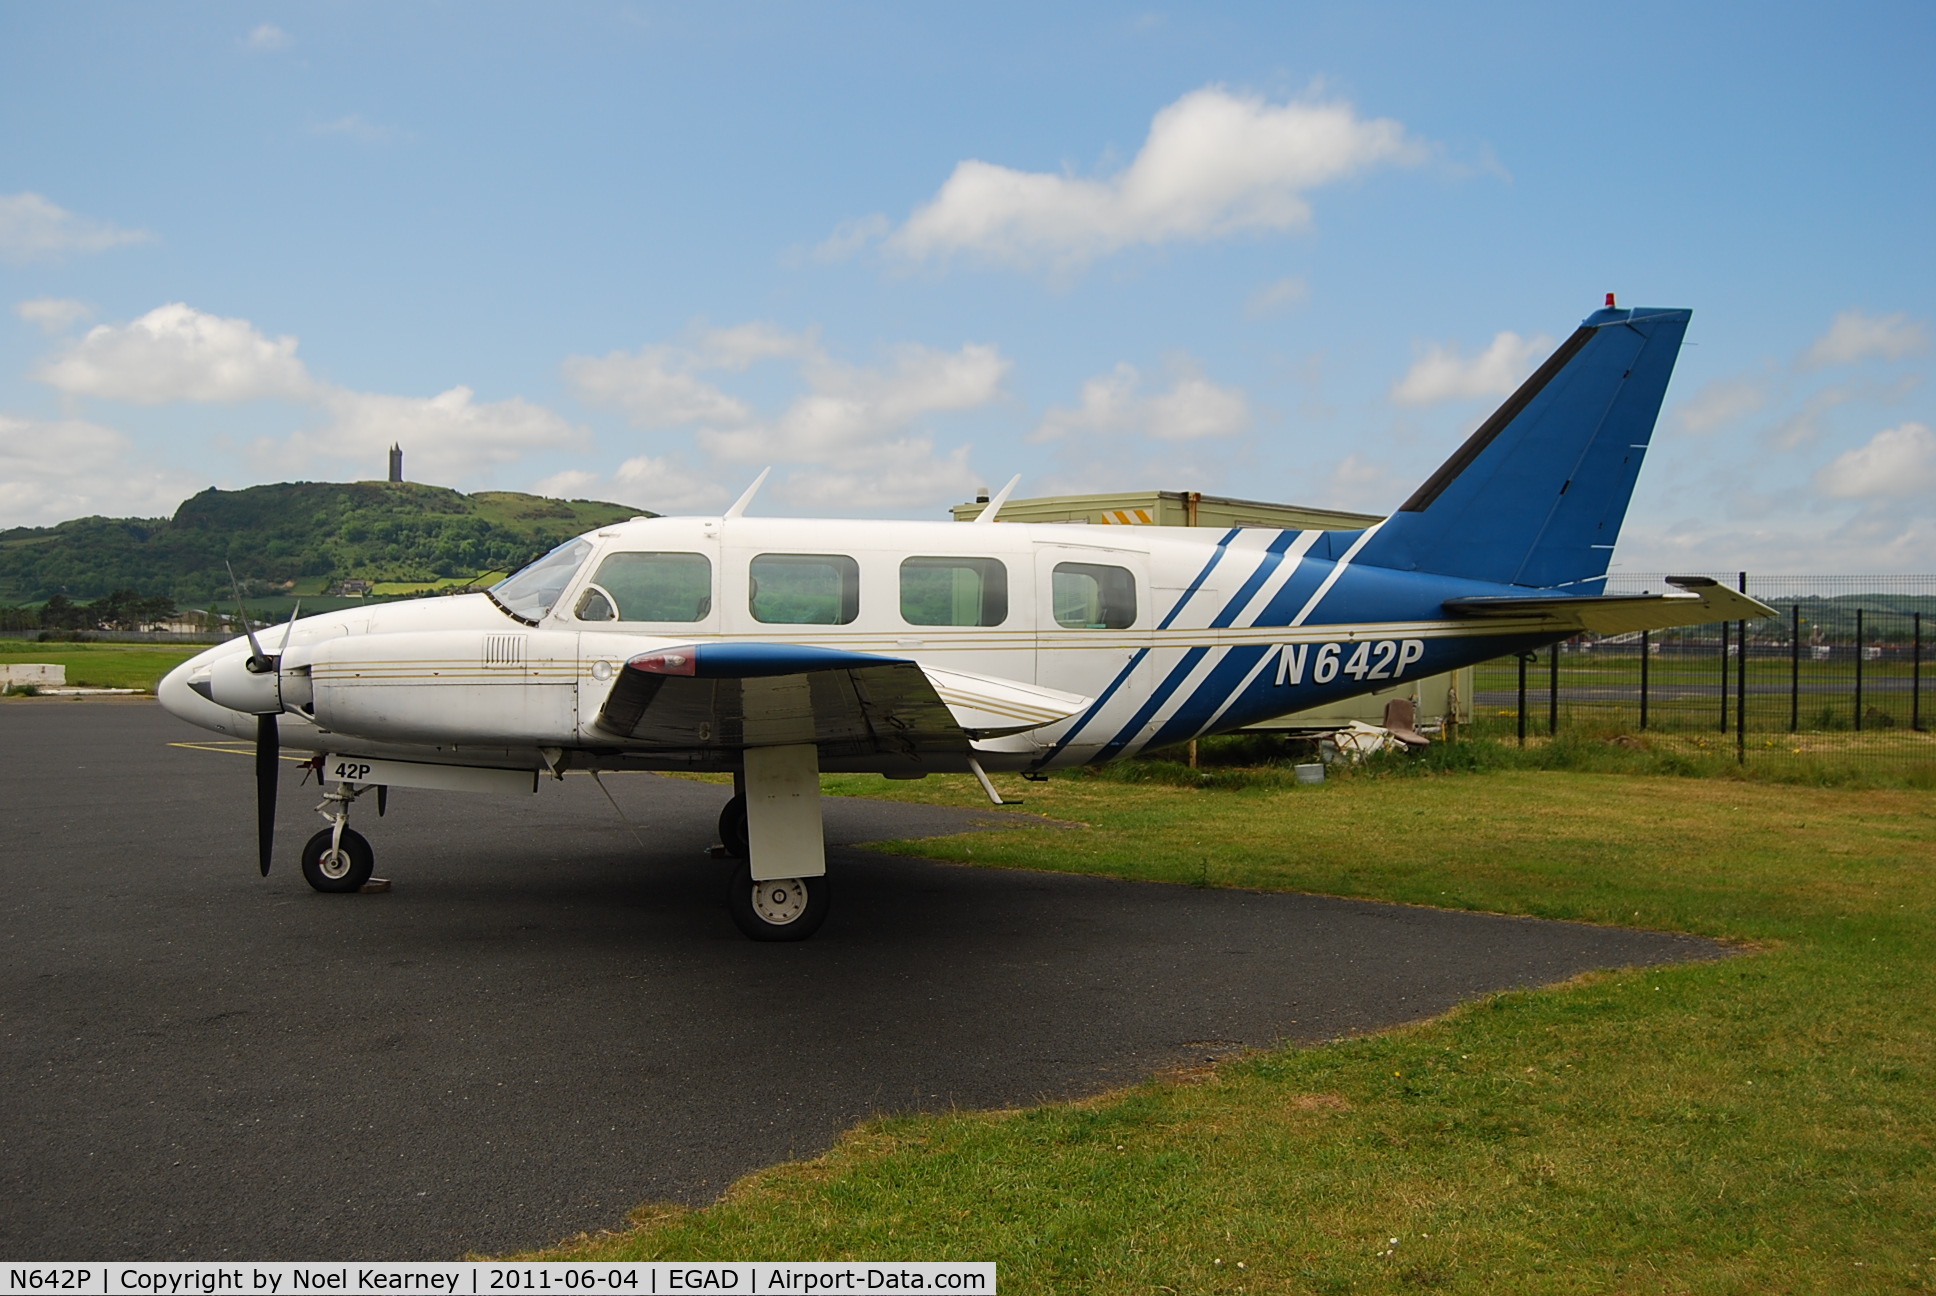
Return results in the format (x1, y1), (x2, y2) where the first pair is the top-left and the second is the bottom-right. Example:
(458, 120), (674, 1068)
(1322, 452), (1410, 512)
(614, 454), (734, 513)
(292, 387), (587, 484)
(1035, 360), (1251, 443)
(16, 297), (93, 333)
(1800, 309), (1929, 370)
(1390, 330), (1552, 406)
(880, 87), (1426, 269)
(244, 23), (291, 51)
(0, 414), (204, 527)
(36, 303), (317, 403)
(32, 301), (587, 491)
(1815, 422), (1936, 499)
(702, 343), (1009, 465)
(1673, 373), (1770, 436)
(564, 347), (753, 430)
(0, 192), (153, 264)
(1245, 275), (1310, 319)
(777, 440), (977, 511)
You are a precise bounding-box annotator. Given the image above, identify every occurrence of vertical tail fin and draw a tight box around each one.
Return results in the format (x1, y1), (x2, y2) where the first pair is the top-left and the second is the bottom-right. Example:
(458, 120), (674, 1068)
(1358, 303), (1692, 589)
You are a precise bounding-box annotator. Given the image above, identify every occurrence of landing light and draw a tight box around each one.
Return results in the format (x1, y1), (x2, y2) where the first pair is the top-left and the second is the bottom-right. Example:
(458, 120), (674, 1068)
(629, 648), (698, 676)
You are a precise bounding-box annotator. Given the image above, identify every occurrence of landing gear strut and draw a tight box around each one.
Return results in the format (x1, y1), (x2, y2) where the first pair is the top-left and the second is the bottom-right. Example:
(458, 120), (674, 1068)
(722, 744), (830, 941)
(301, 780), (375, 893)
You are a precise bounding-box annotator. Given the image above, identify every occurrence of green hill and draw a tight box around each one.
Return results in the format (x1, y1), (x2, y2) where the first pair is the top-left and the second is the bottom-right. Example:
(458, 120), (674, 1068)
(0, 481), (651, 606)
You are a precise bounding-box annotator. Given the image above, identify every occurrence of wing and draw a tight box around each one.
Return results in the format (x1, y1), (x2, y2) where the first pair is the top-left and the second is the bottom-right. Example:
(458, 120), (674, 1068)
(592, 642), (1091, 772)
(1443, 575), (1776, 637)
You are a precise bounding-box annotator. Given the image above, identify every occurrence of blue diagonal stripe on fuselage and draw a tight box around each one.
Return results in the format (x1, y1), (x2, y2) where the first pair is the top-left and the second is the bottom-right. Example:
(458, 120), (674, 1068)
(1208, 529), (1301, 628)
(1158, 528), (1244, 630)
(1090, 530), (1305, 758)
(1029, 527), (1245, 768)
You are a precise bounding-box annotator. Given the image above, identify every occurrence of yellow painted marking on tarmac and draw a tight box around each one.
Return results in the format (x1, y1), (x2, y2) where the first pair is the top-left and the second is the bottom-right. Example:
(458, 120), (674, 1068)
(168, 740), (311, 762)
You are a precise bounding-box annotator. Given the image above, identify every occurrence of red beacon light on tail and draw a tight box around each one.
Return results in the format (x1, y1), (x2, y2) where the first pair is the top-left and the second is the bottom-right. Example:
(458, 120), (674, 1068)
(1606, 292), (1617, 308)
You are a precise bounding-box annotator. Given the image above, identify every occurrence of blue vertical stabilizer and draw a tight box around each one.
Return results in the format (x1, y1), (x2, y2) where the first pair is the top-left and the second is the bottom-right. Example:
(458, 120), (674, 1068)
(1358, 304), (1691, 590)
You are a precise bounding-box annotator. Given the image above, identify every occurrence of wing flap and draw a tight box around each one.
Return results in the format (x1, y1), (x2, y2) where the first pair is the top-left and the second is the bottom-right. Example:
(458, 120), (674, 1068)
(1443, 576), (1776, 636)
(594, 642), (983, 773)
(596, 643), (1092, 759)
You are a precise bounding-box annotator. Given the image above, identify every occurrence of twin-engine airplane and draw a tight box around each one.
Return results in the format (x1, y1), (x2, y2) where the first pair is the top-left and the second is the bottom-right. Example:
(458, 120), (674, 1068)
(161, 300), (1771, 940)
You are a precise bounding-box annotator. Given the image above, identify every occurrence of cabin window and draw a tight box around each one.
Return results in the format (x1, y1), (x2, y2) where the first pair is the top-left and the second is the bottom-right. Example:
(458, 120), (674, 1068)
(490, 538), (593, 622)
(899, 557), (1007, 627)
(574, 551), (712, 622)
(750, 554), (860, 625)
(1051, 562), (1137, 629)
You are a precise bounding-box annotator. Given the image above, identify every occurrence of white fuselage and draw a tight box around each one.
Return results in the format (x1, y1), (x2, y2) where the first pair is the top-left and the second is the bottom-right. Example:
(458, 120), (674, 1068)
(160, 513), (1511, 774)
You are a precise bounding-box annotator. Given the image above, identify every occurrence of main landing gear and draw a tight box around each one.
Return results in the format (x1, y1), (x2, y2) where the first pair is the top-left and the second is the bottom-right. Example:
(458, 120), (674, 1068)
(717, 743), (831, 942)
(300, 776), (377, 893)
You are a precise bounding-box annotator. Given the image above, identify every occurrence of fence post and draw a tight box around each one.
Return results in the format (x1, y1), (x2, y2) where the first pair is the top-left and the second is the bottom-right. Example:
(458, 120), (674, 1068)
(1791, 604), (1801, 733)
(1517, 653), (1529, 747)
(1549, 643), (1560, 736)
(1737, 574), (1748, 765)
(1640, 630), (1650, 730)
(1916, 611), (1924, 733)
(1855, 608), (1864, 732)
(1726, 619), (1742, 732)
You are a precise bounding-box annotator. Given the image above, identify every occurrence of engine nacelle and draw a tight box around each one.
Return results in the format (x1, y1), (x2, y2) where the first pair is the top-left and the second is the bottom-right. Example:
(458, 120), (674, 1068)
(300, 629), (579, 745)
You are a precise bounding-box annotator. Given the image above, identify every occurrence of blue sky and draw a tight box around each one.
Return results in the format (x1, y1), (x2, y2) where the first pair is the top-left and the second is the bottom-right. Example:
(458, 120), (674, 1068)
(3, 2), (1932, 572)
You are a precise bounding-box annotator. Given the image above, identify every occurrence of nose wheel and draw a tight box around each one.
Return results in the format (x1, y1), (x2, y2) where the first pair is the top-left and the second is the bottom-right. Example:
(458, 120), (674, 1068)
(298, 776), (377, 893)
(301, 826), (374, 893)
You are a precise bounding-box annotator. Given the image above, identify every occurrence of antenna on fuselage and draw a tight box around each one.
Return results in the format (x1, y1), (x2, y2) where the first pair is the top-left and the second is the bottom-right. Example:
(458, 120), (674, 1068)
(973, 474), (1021, 524)
(723, 466), (772, 520)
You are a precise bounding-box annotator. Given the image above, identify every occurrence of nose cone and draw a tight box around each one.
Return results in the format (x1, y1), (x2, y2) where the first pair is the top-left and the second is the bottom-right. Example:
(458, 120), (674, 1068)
(158, 644), (253, 738)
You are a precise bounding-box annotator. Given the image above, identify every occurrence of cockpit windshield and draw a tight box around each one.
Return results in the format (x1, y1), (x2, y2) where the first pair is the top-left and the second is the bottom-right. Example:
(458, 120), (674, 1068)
(488, 538), (593, 623)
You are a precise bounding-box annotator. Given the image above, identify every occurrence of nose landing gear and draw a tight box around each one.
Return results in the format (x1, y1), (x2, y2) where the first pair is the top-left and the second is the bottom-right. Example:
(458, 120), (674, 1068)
(301, 826), (374, 892)
(301, 779), (376, 893)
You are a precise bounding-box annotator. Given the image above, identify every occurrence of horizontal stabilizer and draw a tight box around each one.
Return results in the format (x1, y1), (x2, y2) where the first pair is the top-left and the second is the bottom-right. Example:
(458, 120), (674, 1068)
(1443, 576), (1775, 636)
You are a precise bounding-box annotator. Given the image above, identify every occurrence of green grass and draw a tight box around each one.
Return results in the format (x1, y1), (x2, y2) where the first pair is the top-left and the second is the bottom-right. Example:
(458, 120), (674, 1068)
(532, 765), (1935, 1293)
(0, 641), (201, 691)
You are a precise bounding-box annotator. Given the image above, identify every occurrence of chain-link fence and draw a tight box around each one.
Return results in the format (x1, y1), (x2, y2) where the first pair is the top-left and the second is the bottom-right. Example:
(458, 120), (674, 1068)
(1472, 574), (1934, 776)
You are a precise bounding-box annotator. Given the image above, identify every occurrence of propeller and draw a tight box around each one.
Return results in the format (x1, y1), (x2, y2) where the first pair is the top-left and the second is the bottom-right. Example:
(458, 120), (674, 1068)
(225, 565), (298, 876)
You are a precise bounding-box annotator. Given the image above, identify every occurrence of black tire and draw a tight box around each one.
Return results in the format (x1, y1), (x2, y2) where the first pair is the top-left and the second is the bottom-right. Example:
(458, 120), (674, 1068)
(726, 861), (829, 941)
(300, 827), (375, 893)
(718, 796), (749, 859)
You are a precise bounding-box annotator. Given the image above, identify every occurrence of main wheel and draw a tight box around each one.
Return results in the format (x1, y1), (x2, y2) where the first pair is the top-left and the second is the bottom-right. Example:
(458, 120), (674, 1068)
(718, 796), (749, 859)
(726, 861), (829, 941)
(301, 827), (375, 893)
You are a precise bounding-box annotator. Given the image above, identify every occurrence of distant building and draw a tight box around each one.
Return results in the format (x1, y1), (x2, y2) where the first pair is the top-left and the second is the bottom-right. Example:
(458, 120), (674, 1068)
(388, 444), (404, 483)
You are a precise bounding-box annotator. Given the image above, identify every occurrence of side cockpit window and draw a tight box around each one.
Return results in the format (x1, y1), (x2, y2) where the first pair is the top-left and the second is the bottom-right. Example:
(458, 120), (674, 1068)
(1051, 562), (1137, 629)
(750, 554), (859, 625)
(574, 552), (713, 623)
(489, 539), (593, 623)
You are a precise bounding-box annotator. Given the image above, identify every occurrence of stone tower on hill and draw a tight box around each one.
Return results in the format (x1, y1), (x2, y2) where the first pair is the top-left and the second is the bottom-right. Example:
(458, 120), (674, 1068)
(388, 444), (403, 483)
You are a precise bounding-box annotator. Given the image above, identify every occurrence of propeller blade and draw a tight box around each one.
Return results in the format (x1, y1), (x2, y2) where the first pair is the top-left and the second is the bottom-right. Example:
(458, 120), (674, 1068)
(256, 712), (279, 876)
(225, 562), (271, 671)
